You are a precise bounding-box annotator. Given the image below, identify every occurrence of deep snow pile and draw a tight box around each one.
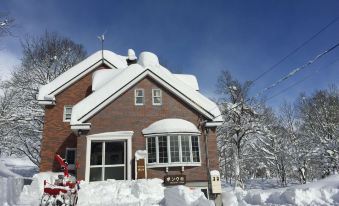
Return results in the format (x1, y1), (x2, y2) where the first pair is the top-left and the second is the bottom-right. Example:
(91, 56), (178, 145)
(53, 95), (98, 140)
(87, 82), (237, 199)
(222, 175), (339, 206)
(78, 178), (164, 206)
(17, 172), (213, 206)
(164, 185), (214, 206)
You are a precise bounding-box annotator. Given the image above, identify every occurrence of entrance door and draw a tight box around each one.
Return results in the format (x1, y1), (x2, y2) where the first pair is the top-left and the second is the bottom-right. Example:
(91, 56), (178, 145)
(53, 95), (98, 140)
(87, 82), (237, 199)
(89, 141), (126, 181)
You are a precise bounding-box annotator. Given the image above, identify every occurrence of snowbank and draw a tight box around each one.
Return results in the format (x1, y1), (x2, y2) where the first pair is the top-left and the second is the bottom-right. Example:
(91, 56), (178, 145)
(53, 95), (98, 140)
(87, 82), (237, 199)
(222, 175), (339, 206)
(19, 172), (63, 206)
(164, 186), (214, 206)
(0, 161), (24, 205)
(17, 172), (216, 206)
(78, 178), (164, 206)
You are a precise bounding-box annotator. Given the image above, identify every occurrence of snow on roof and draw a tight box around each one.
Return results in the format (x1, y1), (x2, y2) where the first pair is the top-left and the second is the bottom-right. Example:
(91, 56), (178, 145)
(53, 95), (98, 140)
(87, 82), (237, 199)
(92, 69), (121, 91)
(37, 50), (127, 103)
(70, 51), (222, 126)
(142, 118), (200, 135)
(173, 74), (199, 91)
(137, 51), (160, 68)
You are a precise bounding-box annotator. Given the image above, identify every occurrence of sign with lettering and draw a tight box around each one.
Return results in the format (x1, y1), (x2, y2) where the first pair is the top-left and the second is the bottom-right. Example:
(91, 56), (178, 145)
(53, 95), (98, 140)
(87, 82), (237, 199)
(136, 159), (146, 179)
(164, 175), (186, 186)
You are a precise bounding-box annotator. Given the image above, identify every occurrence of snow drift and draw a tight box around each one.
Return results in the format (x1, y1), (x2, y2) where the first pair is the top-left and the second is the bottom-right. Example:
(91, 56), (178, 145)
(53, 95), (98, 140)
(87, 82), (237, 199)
(222, 175), (339, 206)
(17, 172), (213, 206)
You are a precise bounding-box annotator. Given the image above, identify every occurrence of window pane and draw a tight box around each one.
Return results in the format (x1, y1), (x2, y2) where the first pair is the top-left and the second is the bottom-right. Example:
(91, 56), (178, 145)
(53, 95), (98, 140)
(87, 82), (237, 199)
(136, 97), (144, 104)
(153, 97), (161, 104)
(136, 90), (143, 96)
(104, 166), (124, 180)
(90, 142), (102, 165)
(153, 89), (160, 96)
(90, 167), (102, 181)
(147, 137), (156, 163)
(181, 135), (191, 162)
(158, 136), (168, 163)
(170, 136), (180, 162)
(66, 150), (75, 164)
(105, 142), (124, 165)
(65, 108), (72, 113)
(192, 136), (200, 162)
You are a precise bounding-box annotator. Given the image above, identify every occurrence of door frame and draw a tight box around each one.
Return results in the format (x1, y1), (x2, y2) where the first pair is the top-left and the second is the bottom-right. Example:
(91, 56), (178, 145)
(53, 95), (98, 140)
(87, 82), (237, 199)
(85, 131), (133, 181)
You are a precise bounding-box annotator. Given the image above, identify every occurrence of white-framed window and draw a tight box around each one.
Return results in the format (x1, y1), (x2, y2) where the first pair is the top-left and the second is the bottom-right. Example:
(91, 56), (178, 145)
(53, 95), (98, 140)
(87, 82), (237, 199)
(65, 148), (76, 170)
(152, 89), (162, 105)
(63, 105), (73, 122)
(135, 89), (144, 105)
(145, 134), (201, 167)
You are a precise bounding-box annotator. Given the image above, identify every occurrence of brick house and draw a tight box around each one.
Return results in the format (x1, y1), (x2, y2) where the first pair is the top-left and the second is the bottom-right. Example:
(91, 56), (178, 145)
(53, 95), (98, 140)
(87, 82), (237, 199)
(37, 49), (222, 194)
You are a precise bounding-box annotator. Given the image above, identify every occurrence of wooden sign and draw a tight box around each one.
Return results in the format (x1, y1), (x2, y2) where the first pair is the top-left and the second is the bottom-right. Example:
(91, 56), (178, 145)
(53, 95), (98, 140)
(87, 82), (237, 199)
(136, 159), (146, 179)
(164, 175), (186, 186)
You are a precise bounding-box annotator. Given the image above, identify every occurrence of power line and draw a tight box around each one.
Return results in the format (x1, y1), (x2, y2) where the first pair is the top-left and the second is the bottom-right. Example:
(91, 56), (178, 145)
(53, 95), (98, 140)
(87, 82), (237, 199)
(251, 15), (339, 84)
(255, 42), (339, 97)
(266, 58), (339, 101)
(209, 42), (339, 119)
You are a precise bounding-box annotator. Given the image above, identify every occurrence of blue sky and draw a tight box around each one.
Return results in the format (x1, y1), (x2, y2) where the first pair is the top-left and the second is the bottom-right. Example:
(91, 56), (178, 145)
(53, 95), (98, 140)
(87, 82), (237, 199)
(1, 0), (338, 109)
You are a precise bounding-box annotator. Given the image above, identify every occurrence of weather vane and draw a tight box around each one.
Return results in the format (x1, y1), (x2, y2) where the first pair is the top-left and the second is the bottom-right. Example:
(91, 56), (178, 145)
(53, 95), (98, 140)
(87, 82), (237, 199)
(97, 33), (105, 63)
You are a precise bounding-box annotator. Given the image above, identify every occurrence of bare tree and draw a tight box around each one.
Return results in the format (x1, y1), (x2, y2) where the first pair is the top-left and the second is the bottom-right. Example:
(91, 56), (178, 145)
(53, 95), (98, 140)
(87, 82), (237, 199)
(1, 31), (86, 166)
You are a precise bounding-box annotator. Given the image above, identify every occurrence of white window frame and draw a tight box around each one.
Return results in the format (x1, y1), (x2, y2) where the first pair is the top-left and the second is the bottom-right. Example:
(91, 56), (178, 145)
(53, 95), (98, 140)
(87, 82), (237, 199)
(135, 89), (144, 106)
(63, 105), (73, 122)
(65, 148), (76, 170)
(152, 89), (162, 105)
(85, 131), (133, 182)
(145, 133), (201, 168)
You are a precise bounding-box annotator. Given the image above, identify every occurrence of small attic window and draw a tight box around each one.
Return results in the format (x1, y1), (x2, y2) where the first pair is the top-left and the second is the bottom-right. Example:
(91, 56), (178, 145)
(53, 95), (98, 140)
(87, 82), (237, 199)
(135, 89), (144, 105)
(63, 105), (73, 122)
(152, 89), (162, 105)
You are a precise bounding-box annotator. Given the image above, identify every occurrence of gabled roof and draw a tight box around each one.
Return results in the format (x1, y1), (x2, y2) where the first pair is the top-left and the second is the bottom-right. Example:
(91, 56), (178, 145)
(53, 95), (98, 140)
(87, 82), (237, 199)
(70, 51), (222, 128)
(37, 50), (127, 104)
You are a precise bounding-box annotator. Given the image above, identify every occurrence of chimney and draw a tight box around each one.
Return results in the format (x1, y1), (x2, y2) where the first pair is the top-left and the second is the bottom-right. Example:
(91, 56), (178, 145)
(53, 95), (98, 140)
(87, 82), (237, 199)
(127, 49), (137, 65)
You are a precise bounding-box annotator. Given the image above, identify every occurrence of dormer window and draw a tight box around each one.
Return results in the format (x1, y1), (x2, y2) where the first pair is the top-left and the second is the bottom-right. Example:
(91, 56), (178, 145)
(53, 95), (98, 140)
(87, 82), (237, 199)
(63, 105), (73, 122)
(152, 89), (162, 105)
(135, 89), (144, 105)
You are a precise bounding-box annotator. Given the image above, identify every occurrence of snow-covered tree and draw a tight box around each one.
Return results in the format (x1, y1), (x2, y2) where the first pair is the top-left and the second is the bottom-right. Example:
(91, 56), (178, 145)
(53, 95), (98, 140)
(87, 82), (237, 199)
(217, 71), (266, 188)
(1, 31), (86, 166)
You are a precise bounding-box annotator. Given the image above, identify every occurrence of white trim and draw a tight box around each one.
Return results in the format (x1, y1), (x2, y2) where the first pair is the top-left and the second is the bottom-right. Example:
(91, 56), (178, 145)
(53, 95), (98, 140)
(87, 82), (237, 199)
(85, 131), (133, 182)
(75, 71), (217, 125)
(63, 105), (73, 122)
(205, 121), (223, 127)
(134, 88), (145, 106)
(70, 123), (91, 130)
(152, 88), (162, 106)
(65, 148), (76, 170)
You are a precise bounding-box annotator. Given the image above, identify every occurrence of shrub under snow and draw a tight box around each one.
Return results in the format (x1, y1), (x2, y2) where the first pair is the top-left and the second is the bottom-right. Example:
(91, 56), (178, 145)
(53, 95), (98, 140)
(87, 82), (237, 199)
(222, 175), (339, 206)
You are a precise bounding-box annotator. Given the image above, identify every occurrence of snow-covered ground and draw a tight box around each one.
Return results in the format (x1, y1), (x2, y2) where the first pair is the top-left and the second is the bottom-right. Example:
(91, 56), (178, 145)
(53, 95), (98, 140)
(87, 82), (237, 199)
(18, 172), (213, 206)
(0, 156), (38, 177)
(222, 175), (339, 206)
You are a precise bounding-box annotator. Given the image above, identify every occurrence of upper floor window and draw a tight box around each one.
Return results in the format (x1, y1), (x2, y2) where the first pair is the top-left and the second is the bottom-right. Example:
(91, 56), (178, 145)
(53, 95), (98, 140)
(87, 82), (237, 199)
(152, 89), (162, 105)
(135, 89), (144, 105)
(63, 105), (73, 122)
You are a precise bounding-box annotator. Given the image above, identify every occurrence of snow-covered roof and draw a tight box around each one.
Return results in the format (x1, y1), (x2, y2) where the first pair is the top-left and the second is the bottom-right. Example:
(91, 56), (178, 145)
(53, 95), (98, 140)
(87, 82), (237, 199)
(173, 74), (199, 91)
(142, 118), (200, 135)
(92, 69), (121, 91)
(70, 51), (222, 128)
(37, 50), (127, 104)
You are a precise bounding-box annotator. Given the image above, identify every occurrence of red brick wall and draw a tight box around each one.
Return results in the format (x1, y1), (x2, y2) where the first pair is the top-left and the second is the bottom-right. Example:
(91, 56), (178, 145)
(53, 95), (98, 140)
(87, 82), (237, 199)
(39, 65), (109, 172)
(76, 76), (219, 182)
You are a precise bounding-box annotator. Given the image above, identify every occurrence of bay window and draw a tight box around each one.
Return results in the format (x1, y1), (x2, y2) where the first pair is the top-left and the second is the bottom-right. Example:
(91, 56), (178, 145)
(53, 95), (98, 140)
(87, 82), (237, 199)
(146, 134), (201, 167)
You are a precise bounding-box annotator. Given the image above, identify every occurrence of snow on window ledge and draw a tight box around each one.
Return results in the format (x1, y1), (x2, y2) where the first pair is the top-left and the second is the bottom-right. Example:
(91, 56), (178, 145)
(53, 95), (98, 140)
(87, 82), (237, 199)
(147, 162), (201, 168)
